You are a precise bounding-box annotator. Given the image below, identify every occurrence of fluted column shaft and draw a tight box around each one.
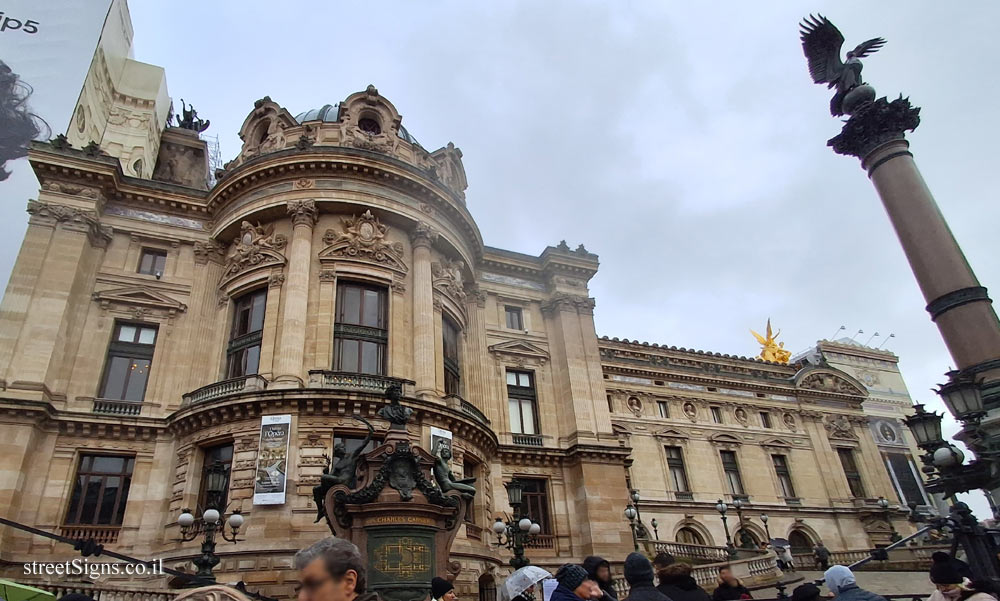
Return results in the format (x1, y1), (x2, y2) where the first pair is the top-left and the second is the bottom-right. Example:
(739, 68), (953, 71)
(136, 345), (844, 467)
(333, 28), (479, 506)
(273, 200), (317, 387)
(411, 224), (438, 397)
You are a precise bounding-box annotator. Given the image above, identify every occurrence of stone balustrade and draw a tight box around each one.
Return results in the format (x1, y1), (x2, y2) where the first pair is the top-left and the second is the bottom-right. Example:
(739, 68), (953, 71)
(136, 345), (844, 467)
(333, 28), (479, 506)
(92, 398), (144, 416)
(791, 544), (949, 571)
(38, 582), (176, 600)
(181, 374), (268, 406)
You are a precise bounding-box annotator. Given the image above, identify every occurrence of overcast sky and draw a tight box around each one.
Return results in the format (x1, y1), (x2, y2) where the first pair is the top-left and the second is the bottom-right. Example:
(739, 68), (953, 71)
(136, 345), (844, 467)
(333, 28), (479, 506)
(5, 1), (1000, 516)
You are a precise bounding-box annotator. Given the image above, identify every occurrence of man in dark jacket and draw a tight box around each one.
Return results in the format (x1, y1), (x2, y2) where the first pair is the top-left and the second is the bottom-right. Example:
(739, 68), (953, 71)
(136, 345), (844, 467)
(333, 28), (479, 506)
(552, 564), (598, 601)
(623, 552), (671, 601)
(711, 566), (752, 601)
(813, 542), (830, 571)
(584, 555), (619, 601)
(656, 563), (711, 601)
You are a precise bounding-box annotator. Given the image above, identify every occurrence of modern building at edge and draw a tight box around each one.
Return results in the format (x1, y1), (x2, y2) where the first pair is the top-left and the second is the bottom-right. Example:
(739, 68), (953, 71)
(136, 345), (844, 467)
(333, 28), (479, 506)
(0, 19), (931, 600)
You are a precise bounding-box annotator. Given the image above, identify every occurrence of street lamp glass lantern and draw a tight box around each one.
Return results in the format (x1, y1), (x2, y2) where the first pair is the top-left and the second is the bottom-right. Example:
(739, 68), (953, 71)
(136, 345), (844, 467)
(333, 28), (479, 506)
(760, 513), (768, 523)
(518, 517), (533, 531)
(178, 509), (195, 528)
(624, 505), (637, 520)
(227, 511), (244, 530)
(651, 518), (658, 528)
(492, 518), (507, 535)
(937, 377), (985, 421)
(877, 496), (889, 509)
(505, 480), (525, 508)
(529, 522), (541, 535)
(715, 499), (727, 515)
(904, 404), (945, 448)
(203, 508), (221, 524)
(732, 498), (744, 510)
(631, 490), (640, 503)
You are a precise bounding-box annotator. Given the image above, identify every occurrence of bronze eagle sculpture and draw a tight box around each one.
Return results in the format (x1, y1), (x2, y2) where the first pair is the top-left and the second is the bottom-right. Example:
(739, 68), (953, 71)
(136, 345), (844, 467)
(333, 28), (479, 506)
(800, 14), (886, 116)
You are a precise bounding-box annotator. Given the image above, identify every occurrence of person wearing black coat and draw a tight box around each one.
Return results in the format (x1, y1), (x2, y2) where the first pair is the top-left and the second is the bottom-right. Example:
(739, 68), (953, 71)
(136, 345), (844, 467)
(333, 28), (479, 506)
(584, 555), (620, 601)
(623, 552), (672, 601)
(656, 563), (711, 601)
(711, 566), (752, 601)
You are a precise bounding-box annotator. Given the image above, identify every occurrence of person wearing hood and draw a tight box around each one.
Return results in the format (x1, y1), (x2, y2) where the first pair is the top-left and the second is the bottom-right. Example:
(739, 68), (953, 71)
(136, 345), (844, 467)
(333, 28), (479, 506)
(552, 564), (598, 601)
(623, 552), (671, 601)
(711, 566), (752, 601)
(928, 552), (997, 601)
(656, 563), (711, 601)
(823, 566), (886, 601)
(432, 577), (458, 601)
(583, 556), (619, 601)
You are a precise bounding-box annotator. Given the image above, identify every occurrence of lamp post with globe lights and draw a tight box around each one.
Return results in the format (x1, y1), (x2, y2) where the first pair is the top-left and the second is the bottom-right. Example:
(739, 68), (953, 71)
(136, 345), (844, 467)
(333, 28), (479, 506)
(732, 498), (754, 549)
(176, 506), (244, 584)
(630, 489), (649, 539)
(715, 499), (737, 558)
(624, 504), (639, 551)
(876, 496), (900, 543)
(760, 513), (771, 544)
(651, 518), (660, 540)
(492, 480), (542, 569)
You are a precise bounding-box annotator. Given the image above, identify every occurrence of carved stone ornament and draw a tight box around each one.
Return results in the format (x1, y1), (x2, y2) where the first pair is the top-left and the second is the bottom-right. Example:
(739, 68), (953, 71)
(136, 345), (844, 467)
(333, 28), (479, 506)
(193, 240), (226, 265)
(799, 371), (865, 396)
(824, 414), (857, 439)
(627, 396), (643, 416)
(287, 199), (318, 227)
(734, 407), (749, 426)
(783, 412), (797, 431)
(92, 286), (188, 318)
(432, 258), (466, 303)
(540, 293), (596, 316)
(487, 340), (549, 366)
(221, 221), (287, 282)
(320, 210), (407, 274)
(828, 96), (921, 159)
(683, 402), (697, 422)
(26, 200), (113, 248)
(41, 181), (99, 198)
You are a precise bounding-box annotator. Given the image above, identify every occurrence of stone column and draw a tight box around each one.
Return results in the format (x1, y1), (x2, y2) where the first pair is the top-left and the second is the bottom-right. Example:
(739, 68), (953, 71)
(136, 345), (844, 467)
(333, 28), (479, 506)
(462, 285), (491, 419)
(831, 98), (1000, 396)
(272, 200), (318, 388)
(410, 223), (438, 397)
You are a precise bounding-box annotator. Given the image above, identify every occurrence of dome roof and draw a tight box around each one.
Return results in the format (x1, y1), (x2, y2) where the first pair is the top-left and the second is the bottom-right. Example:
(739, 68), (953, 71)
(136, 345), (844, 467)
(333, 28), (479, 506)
(294, 103), (422, 148)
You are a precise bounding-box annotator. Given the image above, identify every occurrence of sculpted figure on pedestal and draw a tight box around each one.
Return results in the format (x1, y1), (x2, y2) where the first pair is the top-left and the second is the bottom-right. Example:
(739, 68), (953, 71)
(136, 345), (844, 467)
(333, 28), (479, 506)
(313, 416), (374, 523)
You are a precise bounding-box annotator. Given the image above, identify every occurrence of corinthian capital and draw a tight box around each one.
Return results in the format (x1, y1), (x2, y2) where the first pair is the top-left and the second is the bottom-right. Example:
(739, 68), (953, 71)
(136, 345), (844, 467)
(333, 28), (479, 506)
(287, 199), (318, 227)
(410, 222), (439, 248)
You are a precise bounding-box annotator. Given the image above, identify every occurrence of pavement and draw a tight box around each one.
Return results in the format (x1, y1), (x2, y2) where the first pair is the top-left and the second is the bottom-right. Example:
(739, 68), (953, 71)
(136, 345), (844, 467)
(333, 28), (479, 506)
(752, 570), (932, 599)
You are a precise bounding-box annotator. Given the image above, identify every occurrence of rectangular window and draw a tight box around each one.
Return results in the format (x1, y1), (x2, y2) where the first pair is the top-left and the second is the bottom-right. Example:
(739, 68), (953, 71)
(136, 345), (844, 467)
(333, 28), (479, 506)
(506, 370), (538, 435)
(711, 406), (723, 424)
(333, 434), (379, 457)
(665, 446), (690, 492)
(463, 458), (477, 524)
(64, 455), (134, 526)
(657, 401), (669, 419)
(520, 478), (551, 534)
(607, 395), (615, 413)
(885, 453), (928, 506)
(443, 315), (461, 395)
(505, 306), (524, 330)
(137, 248), (166, 276)
(199, 443), (234, 511)
(99, 322), (157, 401)
(837, 448), (866, 498)
(334, 282), (388, 375)
(226, 289), (266, 378)
(760, 412), (773, 429)
(772, 454), (796, 498)
(720, 450), (745, 496)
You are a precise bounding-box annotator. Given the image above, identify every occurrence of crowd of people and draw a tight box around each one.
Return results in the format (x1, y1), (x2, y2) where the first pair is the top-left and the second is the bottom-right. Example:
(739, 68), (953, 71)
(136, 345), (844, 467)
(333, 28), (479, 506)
(42, 538), (1000, 601)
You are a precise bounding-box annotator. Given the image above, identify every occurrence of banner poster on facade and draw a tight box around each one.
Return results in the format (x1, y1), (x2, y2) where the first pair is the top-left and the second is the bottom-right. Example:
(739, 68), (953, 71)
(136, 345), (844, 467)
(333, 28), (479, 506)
(429, 426), (452, 457)
(253, 414), (291, 505)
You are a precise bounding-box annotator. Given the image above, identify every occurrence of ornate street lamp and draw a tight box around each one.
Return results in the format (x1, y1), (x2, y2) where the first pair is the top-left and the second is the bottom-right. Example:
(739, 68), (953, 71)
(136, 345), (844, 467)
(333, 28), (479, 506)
(715, 499), (737, 558)
(904, 404), (945, 451)
(651, 518), (660, 540)
(877, 497), (900, 542)
(760, 513), (771, 543)
(492, 480), (541, 569)
(630, 489), (649, 538)
(937, 374), (986, 423)
(177, 506), (244, 584)
(732, 498), (753, 549)
(624, 504), (639, 551)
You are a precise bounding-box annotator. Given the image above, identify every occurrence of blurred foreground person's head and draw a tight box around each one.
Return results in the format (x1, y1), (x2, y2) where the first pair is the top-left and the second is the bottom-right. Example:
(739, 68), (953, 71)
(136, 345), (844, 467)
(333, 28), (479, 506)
(0, 60), (44, 182)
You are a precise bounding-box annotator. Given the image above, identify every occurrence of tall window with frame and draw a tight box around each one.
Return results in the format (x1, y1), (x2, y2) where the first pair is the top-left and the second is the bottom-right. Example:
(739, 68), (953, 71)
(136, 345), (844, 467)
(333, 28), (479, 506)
(226, 289), (266, 378)
(463, 457), (478, 524)
(199, 443), (234, 511)
(506, 370), (538, 435)
(64, 455), (134, 527)
(665, 446), (690, 493)
(334, 282), (388, 375)
(520, 478), (551, 534)
(720, 450), (745, 496)
(772, 454), (796, 498)
(504, 306), (523, 330)
(443, 315), (461, 395)
(137, 248), (166, 276)
(99, 322), (157, 402)
(837, 447), (866, 498)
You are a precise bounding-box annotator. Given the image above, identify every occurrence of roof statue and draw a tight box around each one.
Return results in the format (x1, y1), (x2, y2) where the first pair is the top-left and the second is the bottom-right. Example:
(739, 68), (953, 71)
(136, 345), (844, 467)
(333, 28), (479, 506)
(174, 99), (211, 132)
(751, 319), (792, 364)
(799, 14), (885, 116)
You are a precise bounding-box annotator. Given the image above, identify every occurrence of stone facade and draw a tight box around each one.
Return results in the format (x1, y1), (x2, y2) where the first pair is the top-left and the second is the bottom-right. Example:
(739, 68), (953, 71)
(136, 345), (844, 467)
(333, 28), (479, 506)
(0, 84), (926, 599)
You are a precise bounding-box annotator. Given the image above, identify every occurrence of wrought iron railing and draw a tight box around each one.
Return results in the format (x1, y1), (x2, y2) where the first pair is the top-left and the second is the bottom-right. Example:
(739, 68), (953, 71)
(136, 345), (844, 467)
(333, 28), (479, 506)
(512, 434), (544, 447)
(59, 524), (121, 544)
(92, 398), (143, 416)
(182, 374), (268, 406)
(524, 533), (556, 549)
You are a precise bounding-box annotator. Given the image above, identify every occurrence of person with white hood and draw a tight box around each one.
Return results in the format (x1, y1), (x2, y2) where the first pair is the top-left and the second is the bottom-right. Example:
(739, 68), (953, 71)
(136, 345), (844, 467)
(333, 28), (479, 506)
(823, 566), (886, 601)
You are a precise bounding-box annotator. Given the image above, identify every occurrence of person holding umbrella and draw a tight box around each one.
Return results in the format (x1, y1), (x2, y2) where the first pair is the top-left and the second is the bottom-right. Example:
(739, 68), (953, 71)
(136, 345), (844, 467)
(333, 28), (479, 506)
(498, 566), (552, 601)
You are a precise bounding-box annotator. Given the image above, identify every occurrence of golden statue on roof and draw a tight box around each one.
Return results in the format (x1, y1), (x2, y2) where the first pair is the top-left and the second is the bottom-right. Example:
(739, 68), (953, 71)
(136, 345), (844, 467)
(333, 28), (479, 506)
(751, 319), (792, 364)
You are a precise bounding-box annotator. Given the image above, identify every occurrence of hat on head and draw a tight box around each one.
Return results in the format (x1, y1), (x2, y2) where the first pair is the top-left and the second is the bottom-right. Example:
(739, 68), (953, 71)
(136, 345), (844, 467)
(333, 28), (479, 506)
(556, 564), (589, 592)
(653, 552), (675, 568)
(930, 552), (963, 585)
(791, 583), (821, 601)
(624, 552), (655, 586)
(432, 577), (455, 599)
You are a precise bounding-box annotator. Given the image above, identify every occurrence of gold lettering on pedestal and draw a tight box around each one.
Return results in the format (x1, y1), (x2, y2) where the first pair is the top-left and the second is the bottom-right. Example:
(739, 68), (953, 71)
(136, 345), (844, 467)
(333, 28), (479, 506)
(366, 515), (435, 526)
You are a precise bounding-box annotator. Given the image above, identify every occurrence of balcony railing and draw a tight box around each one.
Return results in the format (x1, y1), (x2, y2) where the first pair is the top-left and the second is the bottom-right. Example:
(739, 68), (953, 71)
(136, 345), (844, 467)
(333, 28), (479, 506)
(38, 583), (176, 601)
(60, 524), (121, 544)
(182, 374), (267, 407)
(444, 393), (491, 426)
(92, 398), (143, 416)
(308, 371), (415, 395)
(512, 434), (544, 447)
(524, 534), (555, 549)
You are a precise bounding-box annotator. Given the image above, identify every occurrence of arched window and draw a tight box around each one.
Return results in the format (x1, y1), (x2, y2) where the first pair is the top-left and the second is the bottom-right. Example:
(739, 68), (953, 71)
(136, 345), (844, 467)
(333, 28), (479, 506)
(789, 530), (814, 554)
(676, 527), (705, 545)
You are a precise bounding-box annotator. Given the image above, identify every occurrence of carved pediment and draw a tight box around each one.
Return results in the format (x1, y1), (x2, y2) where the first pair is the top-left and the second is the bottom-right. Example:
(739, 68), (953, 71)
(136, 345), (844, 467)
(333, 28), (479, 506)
(761, 437), (793, 448)
(794, 366), (867, 397)
(93, 286), (187, 316)
(488, 340), (550, 365)
(220, 221), (287, 287)
(824, 414), (858, 440)
(654, 428), (690, 440)
(432, 258), (466, 303)
(709, 433), (742, 446)
(319, 210), (407, 274)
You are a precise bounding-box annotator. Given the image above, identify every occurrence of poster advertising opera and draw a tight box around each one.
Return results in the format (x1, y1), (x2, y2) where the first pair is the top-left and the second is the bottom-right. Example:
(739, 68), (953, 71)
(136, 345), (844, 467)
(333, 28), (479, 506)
(253, 414), (291, 505)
